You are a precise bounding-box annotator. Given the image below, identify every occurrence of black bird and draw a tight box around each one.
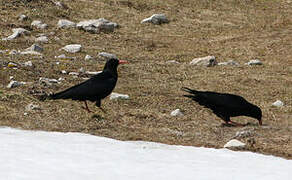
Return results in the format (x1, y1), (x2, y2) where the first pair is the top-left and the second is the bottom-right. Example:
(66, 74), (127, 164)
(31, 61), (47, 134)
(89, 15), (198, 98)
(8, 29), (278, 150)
(49, 58), (128, 113)
(181, 87), (262, 126)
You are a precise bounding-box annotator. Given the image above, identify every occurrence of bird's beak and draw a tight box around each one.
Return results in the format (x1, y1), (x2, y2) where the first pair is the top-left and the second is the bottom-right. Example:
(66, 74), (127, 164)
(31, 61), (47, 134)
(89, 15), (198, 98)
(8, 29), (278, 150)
(118, 60), (129, 64)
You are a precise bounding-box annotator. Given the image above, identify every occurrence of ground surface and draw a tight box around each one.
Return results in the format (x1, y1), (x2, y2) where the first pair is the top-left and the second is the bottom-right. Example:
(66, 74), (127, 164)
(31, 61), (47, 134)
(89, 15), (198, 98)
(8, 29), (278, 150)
(0, 0), (291, 158)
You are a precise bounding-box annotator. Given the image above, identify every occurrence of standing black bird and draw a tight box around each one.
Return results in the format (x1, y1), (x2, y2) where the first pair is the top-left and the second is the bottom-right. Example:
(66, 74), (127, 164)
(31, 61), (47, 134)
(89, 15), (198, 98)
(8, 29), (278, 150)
(181, 87), (262, 126)
(49, 58), (128, 113)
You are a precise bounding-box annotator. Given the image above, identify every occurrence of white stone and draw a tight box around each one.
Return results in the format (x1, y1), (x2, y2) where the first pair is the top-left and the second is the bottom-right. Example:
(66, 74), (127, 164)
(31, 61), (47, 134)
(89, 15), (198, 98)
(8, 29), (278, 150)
(110, 93), (130, 100)
(69, 72), (79, 76)
(31, 20), (48, 29)
(7, 81), (26, 88)
(61, 44), (82, 53)
(141, 14), (169, 25)
(57, 19), (76, 28)
(246, 59), (263, 66)
(224, 139), (246, 148)
(25, 103), (40, 111)
(170, 109), (184, 117)
(190, 56), (217, 67)
(61, 70), (67, 74)
(25, 44), (43, 52)
(272, 100), (284, 107)
(84, 55), (93, 60)
(77, 18), (118, 33)
(39, 77), (59, 86)
(24, 61), (33, 67)
(35, 36), (48, 43)
(2, 28), (30, 40)
(20, 51), (42, 56)
(18, 14), (28, 21)
(218, 60), (239, 66)
(98, 52), (117, 60)
(166, 60), (180, 64)
(9, 49), (20, 55)
(85, 71), (102, 75)
(55, 54), (66, 59)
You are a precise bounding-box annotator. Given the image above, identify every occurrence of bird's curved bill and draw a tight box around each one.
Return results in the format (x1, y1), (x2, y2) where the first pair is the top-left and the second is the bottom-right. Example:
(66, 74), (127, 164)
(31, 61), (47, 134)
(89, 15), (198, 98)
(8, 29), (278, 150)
(118, 60), (129, 64)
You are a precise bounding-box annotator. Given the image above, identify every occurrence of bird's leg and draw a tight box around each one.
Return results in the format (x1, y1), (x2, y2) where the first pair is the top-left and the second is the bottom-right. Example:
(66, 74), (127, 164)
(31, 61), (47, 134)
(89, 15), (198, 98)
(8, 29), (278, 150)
(96, 100), (106, 113)
(220, 116), (245, 127)
(82, 101), (92, 113)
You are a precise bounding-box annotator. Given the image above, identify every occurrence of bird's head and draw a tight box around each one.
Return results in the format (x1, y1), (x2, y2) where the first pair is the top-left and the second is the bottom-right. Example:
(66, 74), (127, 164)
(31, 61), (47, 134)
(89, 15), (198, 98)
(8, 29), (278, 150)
(250, 105), (262, 125)
(104, 58), (128, 70)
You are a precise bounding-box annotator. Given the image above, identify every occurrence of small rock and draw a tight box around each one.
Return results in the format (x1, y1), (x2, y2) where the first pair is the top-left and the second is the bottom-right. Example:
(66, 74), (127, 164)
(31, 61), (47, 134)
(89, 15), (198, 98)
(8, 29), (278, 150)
(24, 61), (33, 67)
(69, 72), (79, 76)
(7, 81), (26, 88)
(9, 49), (20, 55)
(110, 93), (130, 100)
(20, 51), (42, 56)
(84, 55), (93, 60)
(31, 20), (48, 29)
(18, 14), (28, 21)
(39, 77), (59, 86)
(166, 60), (180, 64)
(61, 44), (82, 53)
(246, 59), (263, 66)
(218, 60), (239, 66)
(61, 70), (67, 74)
(141, 14), (169, 25)
(24, 112), (28, 116)
(25, 103), (40, 111)
(53, 1), (68, 8)
(35, 36), (48, 43)
(76, 18), (118, 33)
(7, 62), (18, 68)
(224, 139), (246, 148)
(55, 54), (66, 59)
(85, 71), (102, 75)
(25, 44), (43, 52)
(2, 28), (30, 40)
(190, 56), (217, 67)
(272, 100), (284, 107)
(57, 19), (76, 28)
(9, 76), (14, 80)
(58, 77), (65, 81)
(98, 52), (117, 60)
(170, 109), (184, 117)
(79, 67), (85, 73)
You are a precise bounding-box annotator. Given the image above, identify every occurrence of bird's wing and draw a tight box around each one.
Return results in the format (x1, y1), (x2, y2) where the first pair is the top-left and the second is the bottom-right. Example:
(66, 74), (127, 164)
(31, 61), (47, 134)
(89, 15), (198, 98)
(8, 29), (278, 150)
(50, 72), (117, 101)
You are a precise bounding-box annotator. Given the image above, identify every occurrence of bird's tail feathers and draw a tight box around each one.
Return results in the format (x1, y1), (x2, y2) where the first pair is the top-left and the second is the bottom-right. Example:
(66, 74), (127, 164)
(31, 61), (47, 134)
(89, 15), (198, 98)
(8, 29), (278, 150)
(181, 87), (199, 94)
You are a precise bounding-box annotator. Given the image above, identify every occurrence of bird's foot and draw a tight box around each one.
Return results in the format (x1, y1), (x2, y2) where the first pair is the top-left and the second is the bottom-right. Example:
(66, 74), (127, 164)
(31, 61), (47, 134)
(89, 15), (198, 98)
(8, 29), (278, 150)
(222, 121), (245, 127)
(99, 107), (107, 114)
(81, 106), (93, 113)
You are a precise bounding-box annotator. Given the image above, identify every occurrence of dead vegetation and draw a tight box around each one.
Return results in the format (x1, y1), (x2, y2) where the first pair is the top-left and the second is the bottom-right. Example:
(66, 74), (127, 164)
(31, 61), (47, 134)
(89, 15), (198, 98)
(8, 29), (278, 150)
(0, 0), (291, 158)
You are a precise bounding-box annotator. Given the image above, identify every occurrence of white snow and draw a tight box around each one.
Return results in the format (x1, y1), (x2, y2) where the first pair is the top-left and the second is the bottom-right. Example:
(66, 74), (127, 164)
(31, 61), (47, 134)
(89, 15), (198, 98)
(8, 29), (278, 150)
(0, 127), (291, 180)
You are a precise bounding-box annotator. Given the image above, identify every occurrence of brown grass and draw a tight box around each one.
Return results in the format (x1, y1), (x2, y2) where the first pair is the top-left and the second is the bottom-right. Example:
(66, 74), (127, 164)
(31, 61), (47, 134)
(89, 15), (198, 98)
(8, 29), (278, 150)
(0, 0), (292, 158)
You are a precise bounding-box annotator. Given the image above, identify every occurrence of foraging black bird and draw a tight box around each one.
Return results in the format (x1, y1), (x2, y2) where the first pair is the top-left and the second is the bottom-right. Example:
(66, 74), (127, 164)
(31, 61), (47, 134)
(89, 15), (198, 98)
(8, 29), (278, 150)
(181, 87), (262, 126)
(49, 58), (128, 113)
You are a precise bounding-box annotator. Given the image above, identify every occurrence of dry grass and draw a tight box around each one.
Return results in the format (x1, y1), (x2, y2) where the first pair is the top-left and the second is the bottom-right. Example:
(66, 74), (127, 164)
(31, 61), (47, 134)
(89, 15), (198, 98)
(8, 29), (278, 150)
(0, 0), (292, 158)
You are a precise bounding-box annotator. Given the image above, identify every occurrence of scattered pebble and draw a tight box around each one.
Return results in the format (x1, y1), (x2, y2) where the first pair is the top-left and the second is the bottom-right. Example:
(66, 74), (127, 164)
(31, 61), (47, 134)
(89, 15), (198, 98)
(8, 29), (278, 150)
(61, 70), (67, 74)
(24, 61), (33, 67)
(35, 36), (48, 43)
(190, 56), (217, 67)
(84, 55), (93, 60)
(77, 18), (118, 33)
(272, 100), (284, 107)
(166, 60), (180, 64)
(246, 59), (263, 66)
(69, 72), (79, 76)
(31, 20), (48, 29)
(57, 19), (76, 28)
(61, 44), (82, 53)
(2, 28), (30, 41)
(224, 139), (246, 148)
(18, 14), (28, 21)
(7, 81), (26, 88)
(141, 14), (169, 25)
(25, 44), (43, 52)
(98, 52), (117, 60)
(170, 109), (184, 117)
(25, 103), (40, 111)
(8, 62), (18, 68)
(110, 93), (130, 100)
(85, 71), (102, 75)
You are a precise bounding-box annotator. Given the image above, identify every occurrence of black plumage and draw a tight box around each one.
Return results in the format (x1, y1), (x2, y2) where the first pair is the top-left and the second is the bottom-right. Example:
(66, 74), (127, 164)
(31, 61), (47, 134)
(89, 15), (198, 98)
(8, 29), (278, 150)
(49, 58), (128, 112)
(181, 87), (262, 126)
